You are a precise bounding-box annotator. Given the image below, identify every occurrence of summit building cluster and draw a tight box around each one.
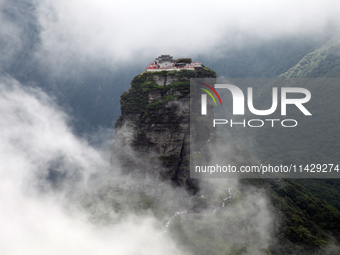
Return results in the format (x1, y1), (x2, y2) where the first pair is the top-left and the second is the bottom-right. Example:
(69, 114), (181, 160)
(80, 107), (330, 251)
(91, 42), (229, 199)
(146, 55), (202, 72)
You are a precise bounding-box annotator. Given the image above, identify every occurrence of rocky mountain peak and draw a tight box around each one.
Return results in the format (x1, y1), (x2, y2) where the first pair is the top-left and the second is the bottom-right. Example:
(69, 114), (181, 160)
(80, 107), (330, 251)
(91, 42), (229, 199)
(111, 65), (216, 193)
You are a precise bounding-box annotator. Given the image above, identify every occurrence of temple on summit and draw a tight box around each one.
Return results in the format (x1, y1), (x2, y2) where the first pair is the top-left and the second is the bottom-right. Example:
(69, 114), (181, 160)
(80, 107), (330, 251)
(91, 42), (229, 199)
(146, 55), (202, 72)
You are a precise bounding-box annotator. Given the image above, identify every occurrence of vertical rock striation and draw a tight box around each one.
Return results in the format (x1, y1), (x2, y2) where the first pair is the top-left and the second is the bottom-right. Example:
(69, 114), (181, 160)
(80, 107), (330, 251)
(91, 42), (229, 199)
(111, 67), (216, 193)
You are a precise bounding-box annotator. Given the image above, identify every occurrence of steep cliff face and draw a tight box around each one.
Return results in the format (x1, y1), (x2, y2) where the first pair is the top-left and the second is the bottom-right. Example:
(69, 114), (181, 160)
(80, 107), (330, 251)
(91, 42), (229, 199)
(112, 67), (216, 193)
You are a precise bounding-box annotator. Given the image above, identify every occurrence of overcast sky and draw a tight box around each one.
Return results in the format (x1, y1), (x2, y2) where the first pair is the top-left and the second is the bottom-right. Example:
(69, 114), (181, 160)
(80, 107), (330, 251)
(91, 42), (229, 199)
(35, 0), (340, 69)
(0, 1), (339, 254)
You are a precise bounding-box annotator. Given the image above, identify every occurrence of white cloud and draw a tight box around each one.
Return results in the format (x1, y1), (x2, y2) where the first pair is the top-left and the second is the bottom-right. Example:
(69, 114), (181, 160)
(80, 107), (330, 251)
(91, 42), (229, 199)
(0, 74), (277, 254)
(0, 75), (187, 255)
(36, 0), (340, 69)
(1, 1), (337, 251)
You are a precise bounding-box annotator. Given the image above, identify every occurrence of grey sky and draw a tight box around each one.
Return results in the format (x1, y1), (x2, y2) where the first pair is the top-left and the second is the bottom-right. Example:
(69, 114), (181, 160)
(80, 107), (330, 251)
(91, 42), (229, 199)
(36, 0), (340, 68)
(0, 1), (338, 254)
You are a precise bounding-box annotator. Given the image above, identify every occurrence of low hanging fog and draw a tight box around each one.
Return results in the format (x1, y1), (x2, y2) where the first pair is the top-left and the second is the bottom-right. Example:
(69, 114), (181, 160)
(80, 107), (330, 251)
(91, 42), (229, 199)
(1, 1), (339, 254)
(0, 73), (277, 255)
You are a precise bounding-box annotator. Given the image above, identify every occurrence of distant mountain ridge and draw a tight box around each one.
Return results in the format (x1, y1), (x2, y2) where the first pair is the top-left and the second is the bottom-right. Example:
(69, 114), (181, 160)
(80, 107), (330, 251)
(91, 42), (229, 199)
(249, 39), (340, 252)
(280, 39), (340, 78)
